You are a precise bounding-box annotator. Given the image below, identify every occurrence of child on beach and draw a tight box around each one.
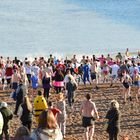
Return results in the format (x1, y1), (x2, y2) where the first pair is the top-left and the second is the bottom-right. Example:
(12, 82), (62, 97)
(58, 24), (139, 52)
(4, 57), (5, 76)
(56, 93), (66, 138)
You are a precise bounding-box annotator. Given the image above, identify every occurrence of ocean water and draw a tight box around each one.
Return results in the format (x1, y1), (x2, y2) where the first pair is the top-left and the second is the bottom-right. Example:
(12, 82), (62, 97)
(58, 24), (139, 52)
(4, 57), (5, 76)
(0, 0), (140, 59)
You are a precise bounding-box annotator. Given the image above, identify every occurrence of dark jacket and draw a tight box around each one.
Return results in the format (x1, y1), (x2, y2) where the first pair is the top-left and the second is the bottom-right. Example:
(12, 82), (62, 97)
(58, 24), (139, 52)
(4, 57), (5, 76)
(106, 108), (120, 134)
(16, 84), (26, 103)
(66, 81), (77, 93)
(42, 77), (51, 89)
(0, 107), (13, 129)
(20, 104), (32, 123)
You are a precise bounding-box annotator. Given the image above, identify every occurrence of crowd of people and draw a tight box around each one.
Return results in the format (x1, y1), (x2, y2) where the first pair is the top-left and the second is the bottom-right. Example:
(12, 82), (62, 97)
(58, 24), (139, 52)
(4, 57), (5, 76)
(0, 48), (139, 140)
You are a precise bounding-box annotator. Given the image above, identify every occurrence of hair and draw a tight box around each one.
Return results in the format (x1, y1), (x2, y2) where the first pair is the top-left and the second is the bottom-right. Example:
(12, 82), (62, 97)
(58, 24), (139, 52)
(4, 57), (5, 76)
(66, 68), (70, 74)
(13, 69), (17, 73)
(68, 76), (72, 81)
(19, 79), (24, 84)
(57, 93), (64, 100)
(48, 101), (53, 107)
(86, 93), (91, 100)
(23, 96), (32, 112)
(15, 126), (30, 138)
(56, 69), (64, 78)
(38, 110), (57, 129)
(38, 90), (42, 96)
(110, 100), (119, 110)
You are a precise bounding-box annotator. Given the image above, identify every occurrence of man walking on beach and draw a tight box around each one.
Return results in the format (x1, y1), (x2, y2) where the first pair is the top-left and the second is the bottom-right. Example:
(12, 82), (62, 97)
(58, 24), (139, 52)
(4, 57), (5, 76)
(80, 93), (99, 140)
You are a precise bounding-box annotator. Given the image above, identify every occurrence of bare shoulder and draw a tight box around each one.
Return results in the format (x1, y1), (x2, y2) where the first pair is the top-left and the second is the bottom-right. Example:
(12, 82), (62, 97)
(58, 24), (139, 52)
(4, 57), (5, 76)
(90, 101), (96, 106)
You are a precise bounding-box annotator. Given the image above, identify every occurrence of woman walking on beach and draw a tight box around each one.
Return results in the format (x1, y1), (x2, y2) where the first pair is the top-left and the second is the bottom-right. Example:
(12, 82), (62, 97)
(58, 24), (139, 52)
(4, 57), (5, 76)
(133, 70), (140, 102)
(42, 72), (51, 100)
(53, 69), (64, 94)
(121, 70), (132, 103)
(105, 100), (120, 140)
(80, 93), (99, 140)
(18, 96), (33, 131)
(31, 110), (63, 140)
(56, 93), (66, 138)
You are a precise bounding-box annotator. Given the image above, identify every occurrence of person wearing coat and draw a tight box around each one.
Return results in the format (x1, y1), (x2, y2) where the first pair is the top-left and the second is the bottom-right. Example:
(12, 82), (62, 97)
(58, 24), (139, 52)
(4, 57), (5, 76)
(66, 76), (77, 107)
(105, 100), (120, 140)
(11, 126), (33, 140)
(18, 96), (33, 131)
(31, 110), (62, 140)
(0, 102), (13, 140)
(14, 79), (27, 115)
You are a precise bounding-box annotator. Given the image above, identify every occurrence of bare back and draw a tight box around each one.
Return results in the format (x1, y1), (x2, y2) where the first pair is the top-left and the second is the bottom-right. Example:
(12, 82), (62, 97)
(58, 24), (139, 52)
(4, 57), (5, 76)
(80, 100), (97, 117)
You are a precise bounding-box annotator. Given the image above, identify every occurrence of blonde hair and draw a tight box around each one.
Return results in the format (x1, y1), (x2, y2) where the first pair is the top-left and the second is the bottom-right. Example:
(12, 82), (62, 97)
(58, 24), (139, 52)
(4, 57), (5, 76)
(57, 93), (64, 101)
(24, 96), (32, 112)
(111, 100), (119, 109)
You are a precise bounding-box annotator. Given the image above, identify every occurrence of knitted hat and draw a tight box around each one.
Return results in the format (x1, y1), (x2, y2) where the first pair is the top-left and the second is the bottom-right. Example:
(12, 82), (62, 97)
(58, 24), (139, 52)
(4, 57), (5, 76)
(0, 102), (8, 108)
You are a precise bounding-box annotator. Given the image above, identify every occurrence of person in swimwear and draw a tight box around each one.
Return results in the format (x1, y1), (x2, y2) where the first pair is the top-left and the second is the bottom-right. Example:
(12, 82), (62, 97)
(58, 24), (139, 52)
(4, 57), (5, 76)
(121, 70), (132, 103)
(80, 94), (99, 140)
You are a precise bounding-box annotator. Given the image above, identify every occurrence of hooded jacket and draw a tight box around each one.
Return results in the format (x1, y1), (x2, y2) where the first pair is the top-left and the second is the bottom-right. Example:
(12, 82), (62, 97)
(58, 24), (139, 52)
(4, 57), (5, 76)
(31, 128), (62, 140)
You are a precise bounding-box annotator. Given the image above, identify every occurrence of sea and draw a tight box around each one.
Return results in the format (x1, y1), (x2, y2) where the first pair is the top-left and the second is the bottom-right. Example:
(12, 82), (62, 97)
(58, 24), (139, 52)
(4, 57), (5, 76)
(0, 0), (140, 60)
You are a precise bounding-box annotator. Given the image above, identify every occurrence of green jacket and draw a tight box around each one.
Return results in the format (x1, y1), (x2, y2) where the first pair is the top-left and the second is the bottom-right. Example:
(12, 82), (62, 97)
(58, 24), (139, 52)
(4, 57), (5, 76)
(0, 107), (13, 129)
(0, 112), (3, 134)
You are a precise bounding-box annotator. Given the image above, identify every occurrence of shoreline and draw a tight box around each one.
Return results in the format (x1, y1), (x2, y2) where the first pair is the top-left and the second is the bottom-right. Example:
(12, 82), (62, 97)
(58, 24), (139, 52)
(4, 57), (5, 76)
(0, 50), (139, 61)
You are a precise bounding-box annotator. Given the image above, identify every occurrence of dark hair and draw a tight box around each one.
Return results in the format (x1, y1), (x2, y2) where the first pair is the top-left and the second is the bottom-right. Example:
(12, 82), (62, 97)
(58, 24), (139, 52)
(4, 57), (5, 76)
(68, 76), (71, 81)
(38, 90), (42, 96)
(86, 94), (91, 100)
(48, 101), (53, 107)
(15, 126), (30, 138)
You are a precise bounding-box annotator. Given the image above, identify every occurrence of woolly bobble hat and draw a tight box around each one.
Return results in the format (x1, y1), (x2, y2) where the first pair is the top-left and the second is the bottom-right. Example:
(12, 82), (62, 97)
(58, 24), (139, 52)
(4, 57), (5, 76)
(0, 102), (8, 108)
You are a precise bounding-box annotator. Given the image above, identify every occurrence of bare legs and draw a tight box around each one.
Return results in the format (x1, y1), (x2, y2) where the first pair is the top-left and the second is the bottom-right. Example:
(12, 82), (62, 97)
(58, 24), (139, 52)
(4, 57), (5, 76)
(84, 125), (95, 140)
(123, 86), (131, 103)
